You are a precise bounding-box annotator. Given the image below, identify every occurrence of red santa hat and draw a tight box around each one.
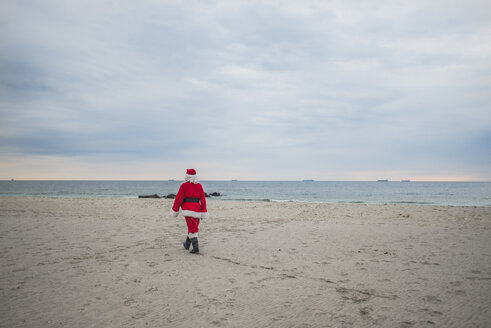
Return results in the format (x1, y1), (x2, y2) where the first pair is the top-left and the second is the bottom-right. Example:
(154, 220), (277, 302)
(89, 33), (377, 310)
(185, 169), (198, 183)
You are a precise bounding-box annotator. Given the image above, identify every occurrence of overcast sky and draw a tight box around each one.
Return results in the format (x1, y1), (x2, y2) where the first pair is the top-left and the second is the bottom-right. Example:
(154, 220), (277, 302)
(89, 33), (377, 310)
(1, 0), (490, 180)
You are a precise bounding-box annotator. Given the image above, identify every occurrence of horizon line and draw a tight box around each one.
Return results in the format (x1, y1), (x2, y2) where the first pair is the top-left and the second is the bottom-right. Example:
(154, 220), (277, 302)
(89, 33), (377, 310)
(2, 179), (490, 183)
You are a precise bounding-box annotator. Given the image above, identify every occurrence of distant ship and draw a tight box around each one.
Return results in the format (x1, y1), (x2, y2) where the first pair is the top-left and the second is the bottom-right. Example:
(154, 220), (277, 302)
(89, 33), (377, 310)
(377, 179), (389, 182)
(303, 179), (314, 182)
(231, 179), (238, 181)
(401, 179), (411, 182)
(168, 179), (175, 181)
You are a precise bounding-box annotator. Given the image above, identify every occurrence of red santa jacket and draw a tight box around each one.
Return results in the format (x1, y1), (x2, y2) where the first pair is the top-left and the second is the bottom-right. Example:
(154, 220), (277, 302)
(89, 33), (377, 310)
(170, 181), (208, 219)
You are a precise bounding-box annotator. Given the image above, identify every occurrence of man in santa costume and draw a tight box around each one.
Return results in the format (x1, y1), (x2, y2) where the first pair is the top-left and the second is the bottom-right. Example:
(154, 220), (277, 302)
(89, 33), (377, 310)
(170, 169), (208, 254)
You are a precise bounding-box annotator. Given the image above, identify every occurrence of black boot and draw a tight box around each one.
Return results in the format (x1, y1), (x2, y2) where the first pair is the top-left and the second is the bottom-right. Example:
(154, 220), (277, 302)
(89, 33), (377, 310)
(190, 237), (199, 254)
(183, 237), (191, 250)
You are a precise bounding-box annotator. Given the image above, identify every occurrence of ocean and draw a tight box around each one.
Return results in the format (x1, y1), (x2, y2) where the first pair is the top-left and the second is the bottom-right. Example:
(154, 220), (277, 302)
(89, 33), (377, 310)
(1, 180), (490, 206)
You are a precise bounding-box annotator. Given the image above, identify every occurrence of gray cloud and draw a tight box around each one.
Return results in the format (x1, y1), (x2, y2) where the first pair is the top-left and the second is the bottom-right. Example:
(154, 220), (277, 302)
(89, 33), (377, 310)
(1, 0), (490, 180)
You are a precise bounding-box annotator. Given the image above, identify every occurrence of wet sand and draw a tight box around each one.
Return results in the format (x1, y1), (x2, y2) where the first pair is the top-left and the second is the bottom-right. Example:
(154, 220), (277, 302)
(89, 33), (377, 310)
(1, 197), (490, 327)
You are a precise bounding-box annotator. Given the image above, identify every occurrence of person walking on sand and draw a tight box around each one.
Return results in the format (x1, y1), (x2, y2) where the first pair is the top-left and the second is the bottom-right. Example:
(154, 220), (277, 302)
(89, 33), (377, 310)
(170, 169), (208, 254)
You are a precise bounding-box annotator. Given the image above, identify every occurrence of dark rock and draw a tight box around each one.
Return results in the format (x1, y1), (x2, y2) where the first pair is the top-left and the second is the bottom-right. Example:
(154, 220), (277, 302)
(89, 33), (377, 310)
(210, 192), (221, 197)
(139, 194), (161, 199)
(204, 192), (210, 198)
(163, 193), (176, 199)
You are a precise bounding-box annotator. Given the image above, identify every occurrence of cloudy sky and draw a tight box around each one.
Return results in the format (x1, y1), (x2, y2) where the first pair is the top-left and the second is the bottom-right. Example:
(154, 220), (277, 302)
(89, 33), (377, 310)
(1, 0), (490, 181)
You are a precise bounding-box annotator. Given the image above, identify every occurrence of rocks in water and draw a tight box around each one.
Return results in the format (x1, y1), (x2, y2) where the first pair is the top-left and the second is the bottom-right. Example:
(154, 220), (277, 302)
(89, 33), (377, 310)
(138, 193), (176, 199)
(139, 192), (216, 199)
(139, 194), (161, 199)
(163, 193), (176, 199)
(204, 192), (221, 198)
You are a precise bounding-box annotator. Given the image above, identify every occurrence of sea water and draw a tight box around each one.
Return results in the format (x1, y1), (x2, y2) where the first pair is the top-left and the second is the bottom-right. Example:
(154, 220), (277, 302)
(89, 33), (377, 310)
(1, 180), (490, 206)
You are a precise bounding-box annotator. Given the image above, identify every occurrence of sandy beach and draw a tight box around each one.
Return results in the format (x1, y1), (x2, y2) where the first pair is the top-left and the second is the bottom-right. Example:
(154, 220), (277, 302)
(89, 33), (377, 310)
(0, 197), (490, 327)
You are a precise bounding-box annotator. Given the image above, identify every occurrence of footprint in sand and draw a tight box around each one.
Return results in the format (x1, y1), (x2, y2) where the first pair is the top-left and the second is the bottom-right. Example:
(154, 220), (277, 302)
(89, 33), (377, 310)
(145, 287), (158, 293)
(123, 297), (136, 306)
(422, 295), (442, 304)
(336, 287), (371, 303)
(271, 315), (287, 322)
(359, 306), (373, 316)
(399, 321), (415, 327)
(131, 312), (146, 319)
(225, 289), (236, 300)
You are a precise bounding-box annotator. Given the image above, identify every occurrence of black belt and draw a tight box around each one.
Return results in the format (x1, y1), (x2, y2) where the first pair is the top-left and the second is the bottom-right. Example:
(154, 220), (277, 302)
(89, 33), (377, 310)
(183, 198), (200, 203)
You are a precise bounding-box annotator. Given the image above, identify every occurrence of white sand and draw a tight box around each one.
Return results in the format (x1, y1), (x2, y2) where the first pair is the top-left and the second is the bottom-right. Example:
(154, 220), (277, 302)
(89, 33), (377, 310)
(0, 197), (490, 327)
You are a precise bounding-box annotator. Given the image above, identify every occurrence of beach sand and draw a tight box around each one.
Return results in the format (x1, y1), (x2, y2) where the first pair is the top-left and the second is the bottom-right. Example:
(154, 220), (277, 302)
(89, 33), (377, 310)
(1, 197), (490, 327)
